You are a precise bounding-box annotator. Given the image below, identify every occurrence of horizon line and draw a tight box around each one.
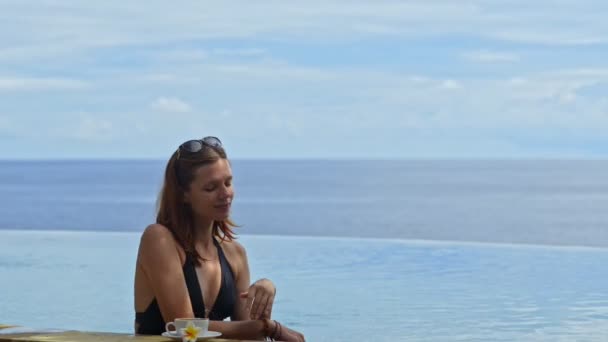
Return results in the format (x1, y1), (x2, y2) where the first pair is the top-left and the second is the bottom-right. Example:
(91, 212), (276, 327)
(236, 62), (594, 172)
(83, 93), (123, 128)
(3, 157), (608, 162)
(1, 227), (607, 252)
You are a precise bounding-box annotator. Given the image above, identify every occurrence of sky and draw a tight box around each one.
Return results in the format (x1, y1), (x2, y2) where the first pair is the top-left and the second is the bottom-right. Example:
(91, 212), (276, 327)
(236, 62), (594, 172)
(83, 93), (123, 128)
(1, 1), (608, 159)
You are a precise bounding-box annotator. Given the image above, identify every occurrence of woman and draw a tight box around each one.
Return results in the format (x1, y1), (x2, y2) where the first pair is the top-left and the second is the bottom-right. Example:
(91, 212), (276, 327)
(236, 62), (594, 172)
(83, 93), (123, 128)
(134, 137), (304, 341)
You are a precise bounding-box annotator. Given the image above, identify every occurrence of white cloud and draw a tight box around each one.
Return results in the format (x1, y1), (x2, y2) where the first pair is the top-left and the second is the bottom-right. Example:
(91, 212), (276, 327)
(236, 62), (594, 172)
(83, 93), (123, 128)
(211, 48), (266, 57)
(212, 63), (336, 82)
(152, 49), (208, 63)
(138, 74), (191, 84)
(1, 0), (607, 66)
(0, 77), (87, 91)
(150, 97), (192, 113)
(461, 50), (520, 63)
(440, 79), (463, 90)
(70, 116), (114, 142)
(2, 1), (608, 158)
(506, 68), (608, 101)
(134, 61), (608, 132)
(492, 30), (608, 46)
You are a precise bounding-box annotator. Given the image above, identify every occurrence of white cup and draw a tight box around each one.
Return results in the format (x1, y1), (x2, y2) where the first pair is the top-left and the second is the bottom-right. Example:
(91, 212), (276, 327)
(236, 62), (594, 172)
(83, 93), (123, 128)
(165, 318), (209, 336)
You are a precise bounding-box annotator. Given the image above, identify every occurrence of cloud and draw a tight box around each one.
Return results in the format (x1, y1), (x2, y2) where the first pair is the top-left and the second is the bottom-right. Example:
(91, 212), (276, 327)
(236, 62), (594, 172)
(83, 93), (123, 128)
(43, 115), (117, 143)
(211, 48), (266, 57)
(150, 97), (192, 113)
(1, 0), (607, 67)
(141, 62), (608, 133)
(152, 49), (208, 63)
(461, 50), (520, 63)
(2, 1), (608, 158)
(212, 63), (336, 82)
(491, 30), (608, 46)
(0, 77), (87, 91)
(440, 79), (463, 89)
(73, 117), (113, 142)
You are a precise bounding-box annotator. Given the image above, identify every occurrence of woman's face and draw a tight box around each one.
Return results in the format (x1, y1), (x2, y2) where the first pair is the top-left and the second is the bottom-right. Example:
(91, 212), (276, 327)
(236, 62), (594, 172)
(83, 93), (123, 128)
(184, 158), (234, 221)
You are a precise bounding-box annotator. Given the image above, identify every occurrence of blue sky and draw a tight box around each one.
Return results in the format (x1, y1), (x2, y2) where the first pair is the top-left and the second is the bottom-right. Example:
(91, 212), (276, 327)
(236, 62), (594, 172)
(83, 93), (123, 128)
(1, 1), (608, 159)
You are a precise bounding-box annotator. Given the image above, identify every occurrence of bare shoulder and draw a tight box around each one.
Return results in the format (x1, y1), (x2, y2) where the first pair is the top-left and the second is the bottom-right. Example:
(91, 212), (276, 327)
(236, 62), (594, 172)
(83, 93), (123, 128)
(138, 223), (181, 260)
(219, 238), (247, 260)
(218, 239), (248, 278)
(140, 224), (175, 247)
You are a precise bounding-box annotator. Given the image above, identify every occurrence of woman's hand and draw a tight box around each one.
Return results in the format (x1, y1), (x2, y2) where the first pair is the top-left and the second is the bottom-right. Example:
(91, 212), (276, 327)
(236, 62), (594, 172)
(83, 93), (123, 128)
(240, 278), (276, 320)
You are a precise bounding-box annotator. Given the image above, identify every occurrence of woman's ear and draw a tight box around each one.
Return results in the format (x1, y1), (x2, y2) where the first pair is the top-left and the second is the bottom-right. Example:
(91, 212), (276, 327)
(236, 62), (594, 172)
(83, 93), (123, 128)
(183, 191), (191, 204)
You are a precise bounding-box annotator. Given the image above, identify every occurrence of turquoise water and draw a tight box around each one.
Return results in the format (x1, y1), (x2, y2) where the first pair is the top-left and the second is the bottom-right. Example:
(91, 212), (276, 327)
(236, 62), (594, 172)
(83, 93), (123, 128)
(2, 230), (608, 341)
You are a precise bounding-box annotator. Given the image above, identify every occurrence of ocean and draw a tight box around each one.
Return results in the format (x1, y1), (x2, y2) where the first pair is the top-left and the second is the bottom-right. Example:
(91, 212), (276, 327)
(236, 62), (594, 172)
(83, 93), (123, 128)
(1, 160), (608, 341)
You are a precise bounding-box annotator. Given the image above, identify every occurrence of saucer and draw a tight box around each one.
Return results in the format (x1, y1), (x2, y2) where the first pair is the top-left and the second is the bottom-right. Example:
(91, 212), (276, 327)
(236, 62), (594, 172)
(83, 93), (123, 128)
(161, 331), (222, 340)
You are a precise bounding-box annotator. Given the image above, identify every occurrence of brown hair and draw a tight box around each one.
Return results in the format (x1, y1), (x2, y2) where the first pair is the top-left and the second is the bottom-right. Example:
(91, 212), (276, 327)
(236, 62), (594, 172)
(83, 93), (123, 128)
(156, 142), (237, 266)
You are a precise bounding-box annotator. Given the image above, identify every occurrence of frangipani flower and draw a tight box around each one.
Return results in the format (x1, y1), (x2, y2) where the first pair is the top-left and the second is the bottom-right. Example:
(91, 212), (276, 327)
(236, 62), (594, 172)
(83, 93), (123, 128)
(181, 322), (202, 342)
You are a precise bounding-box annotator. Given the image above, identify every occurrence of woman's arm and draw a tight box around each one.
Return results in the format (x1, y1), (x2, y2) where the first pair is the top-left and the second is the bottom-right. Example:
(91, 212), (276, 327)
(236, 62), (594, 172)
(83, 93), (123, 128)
(230, 241), (276, 320)
(209, 320), (305, 341)
(137, 224), (194, 321)
(229, 240), (253, 321)
(210, 319), (305, 341)
(208, 320), (265, 340)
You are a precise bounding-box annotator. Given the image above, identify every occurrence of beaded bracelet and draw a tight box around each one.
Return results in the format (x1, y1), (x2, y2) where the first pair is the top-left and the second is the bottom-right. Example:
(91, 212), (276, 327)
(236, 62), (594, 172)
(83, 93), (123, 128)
(261, 319), (275, 341)
(271, 320), (279, 338)
(273, 321), (282, 341)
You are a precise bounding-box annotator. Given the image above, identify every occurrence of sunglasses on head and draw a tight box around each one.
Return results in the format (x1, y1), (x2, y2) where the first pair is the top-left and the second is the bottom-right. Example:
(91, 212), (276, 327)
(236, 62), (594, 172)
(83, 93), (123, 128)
(176, 136), (222, 159)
